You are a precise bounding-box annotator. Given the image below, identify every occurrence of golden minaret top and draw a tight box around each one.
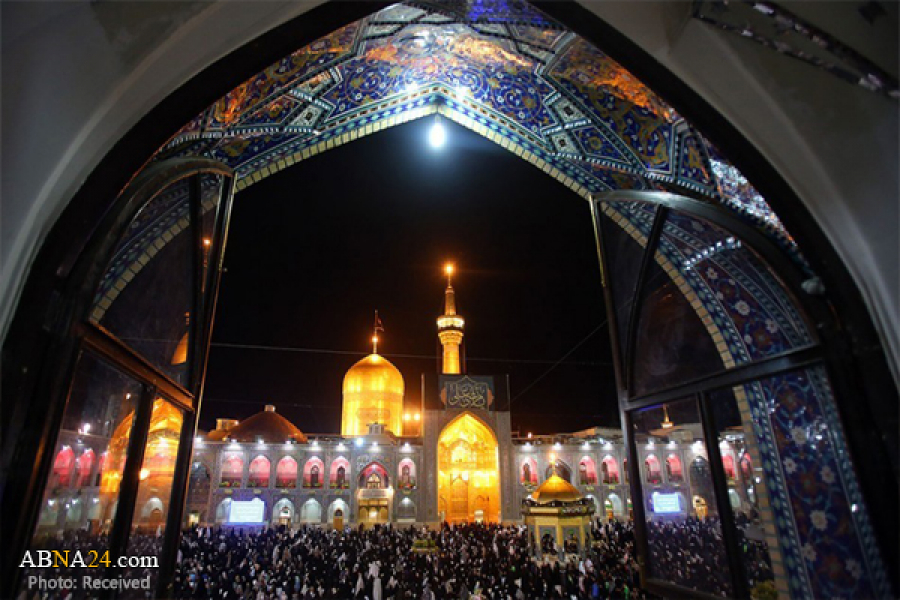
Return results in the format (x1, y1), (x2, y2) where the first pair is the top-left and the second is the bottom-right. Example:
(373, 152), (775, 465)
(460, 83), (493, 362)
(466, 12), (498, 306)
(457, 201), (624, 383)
(437, 263), (465, 374)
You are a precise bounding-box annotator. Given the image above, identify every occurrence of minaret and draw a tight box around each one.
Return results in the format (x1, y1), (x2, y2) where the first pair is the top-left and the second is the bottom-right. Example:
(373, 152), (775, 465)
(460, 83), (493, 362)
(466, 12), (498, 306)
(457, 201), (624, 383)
(437, 263), (465, 374)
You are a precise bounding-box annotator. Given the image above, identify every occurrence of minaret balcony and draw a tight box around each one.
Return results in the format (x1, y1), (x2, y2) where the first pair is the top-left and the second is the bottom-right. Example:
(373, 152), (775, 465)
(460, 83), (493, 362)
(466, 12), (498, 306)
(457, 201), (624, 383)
(437, 316), (465, 329)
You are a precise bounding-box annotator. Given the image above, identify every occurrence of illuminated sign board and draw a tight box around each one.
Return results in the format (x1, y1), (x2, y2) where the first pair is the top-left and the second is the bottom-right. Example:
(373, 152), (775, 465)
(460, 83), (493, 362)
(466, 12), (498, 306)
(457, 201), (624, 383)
(652, 493), (682, 514)
(229, 498), (265, 523)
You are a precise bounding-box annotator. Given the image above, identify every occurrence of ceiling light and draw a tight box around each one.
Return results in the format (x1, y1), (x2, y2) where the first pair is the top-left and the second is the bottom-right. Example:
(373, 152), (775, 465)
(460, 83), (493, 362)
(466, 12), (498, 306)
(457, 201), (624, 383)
(429, 116), (446, 148)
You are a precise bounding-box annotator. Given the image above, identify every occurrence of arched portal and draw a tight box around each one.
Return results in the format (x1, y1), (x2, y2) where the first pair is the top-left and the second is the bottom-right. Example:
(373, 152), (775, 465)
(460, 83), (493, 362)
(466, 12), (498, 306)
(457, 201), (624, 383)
(186, 462), (211, 522)
(272, 498), (294, 527)
(299, 499), (322, 524)
(437, 413), (500, 524)
(327, 499), (349, 530)
(607, 493), (624, 517)
(215, 499), (232, 524)
(397, 498), (416, 522)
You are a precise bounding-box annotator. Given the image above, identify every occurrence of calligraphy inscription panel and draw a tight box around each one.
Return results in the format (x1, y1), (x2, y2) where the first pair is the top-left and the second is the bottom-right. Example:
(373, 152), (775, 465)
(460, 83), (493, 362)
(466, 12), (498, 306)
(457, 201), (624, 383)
(439, 375), (495, 409)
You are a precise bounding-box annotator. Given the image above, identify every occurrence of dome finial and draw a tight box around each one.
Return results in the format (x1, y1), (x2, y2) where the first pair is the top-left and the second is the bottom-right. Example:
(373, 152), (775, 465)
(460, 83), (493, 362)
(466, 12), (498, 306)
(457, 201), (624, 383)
(373, 310), (385, 354)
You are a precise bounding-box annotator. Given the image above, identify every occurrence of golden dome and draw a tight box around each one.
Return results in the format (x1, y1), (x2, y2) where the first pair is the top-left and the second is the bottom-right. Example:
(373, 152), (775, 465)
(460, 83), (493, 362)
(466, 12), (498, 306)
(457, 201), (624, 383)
(531, 474), (584, 504)
(343, 353), (404, 392)
(225, 405), (307, 443)
(341, 353), (404, 437)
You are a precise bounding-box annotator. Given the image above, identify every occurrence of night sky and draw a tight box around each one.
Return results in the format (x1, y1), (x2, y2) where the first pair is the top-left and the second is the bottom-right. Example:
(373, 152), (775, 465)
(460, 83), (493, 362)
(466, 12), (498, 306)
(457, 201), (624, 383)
(201, 117), (618, 436)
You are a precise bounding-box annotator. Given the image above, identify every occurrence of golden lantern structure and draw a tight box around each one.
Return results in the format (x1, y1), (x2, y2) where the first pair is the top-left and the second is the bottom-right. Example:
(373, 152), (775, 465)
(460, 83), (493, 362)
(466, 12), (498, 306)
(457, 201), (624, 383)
(437, 263), (465, 374)
(522, 466), (595, 557)
(341, 330), (405, 437)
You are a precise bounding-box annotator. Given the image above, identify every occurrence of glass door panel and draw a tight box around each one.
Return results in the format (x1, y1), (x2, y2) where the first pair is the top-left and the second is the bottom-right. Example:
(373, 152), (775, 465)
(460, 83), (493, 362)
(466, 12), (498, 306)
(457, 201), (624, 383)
(123, 398), (184, 594)
(659, 210), (815, 362)
(21, 352), (143, 587)
(91, 177), (194, 386)
(631, 248), (725, 396)
(633, 398), (733, 597)
(707, 387), (776, 596)
(199, 173), (225, 297)
(597, 201), (656, 369)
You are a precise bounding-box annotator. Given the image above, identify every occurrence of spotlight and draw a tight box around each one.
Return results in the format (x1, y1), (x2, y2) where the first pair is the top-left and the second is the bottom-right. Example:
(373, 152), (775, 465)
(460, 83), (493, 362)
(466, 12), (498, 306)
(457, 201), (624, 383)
(429, 116), (446, 148)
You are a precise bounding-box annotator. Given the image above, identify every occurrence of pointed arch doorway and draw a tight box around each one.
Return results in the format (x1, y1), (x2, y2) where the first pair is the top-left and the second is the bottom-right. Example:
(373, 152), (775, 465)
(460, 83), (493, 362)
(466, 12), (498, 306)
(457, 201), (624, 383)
(437, 413), (500, 524)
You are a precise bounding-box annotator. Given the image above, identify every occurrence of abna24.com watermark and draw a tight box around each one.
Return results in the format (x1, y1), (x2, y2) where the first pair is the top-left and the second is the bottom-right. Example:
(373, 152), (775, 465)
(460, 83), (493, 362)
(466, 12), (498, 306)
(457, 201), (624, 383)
(21, 550), (157, 591)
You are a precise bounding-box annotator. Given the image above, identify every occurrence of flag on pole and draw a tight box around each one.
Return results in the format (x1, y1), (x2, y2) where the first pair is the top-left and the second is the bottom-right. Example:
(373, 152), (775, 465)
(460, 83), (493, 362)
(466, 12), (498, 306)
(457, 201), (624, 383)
(374, 310), (384, 333)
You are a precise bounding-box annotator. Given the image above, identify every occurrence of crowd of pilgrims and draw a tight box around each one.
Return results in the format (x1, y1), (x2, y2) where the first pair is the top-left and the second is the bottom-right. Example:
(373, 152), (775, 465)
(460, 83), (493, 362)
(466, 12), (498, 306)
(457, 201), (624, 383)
(16, 516), (772, 600)
(173, 520), (648, 600)
(646, 516), (773, 597)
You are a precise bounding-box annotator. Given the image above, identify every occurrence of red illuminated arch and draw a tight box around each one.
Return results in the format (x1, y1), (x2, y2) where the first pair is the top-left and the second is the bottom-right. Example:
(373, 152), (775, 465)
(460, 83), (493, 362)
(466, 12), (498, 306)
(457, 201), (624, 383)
(276, 456), (297, 488)
(359, 462), (388, 489)
(722, 454), (736, 480)
(249, 455), (270, 488)
(330, 456), (350, 489)
(645, 454), (662, 484)
(579, 456), (598, 485)
(666, 454), (683, 482)
(521, 457), (538, 485)
(76, 449), (95, 487)
(303, 457), (324, 488)
(53, 446), (75, 488)
(601, 456), (620, 484)
(221, 454), (243, 487)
